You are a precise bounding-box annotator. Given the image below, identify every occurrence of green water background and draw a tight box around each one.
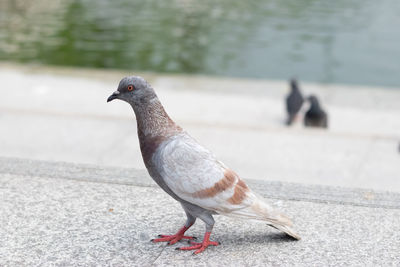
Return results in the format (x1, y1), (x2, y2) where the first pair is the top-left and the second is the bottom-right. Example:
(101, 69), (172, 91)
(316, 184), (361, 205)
(0, 0), (399, 87)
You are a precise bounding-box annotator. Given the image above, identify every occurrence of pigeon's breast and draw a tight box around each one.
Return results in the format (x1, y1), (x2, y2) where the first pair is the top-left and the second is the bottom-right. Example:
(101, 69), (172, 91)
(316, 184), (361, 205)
(139, 134), (168, 165)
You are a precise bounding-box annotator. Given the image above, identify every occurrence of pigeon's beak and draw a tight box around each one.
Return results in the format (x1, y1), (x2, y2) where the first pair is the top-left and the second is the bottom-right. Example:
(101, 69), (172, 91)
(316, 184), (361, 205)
(107, 91), (120, 102)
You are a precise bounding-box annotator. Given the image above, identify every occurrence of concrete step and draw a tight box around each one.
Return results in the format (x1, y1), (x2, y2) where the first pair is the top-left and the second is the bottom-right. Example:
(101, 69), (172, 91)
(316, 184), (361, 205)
(1, 157), (399, 266)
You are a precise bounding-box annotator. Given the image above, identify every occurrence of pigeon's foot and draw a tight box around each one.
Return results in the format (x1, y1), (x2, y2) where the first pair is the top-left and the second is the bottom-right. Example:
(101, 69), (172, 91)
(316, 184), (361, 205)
(152, 234), (196, 245)
(151, 225), (195, 245)
(176, 232), (219, 254)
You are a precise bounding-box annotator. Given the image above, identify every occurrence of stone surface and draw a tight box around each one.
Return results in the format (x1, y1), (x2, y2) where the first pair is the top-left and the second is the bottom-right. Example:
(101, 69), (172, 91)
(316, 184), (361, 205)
(0, 158), (399, 266)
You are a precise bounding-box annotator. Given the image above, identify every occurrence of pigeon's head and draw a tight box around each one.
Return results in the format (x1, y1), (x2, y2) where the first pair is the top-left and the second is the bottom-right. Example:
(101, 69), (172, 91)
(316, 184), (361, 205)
(307, 95), (320, 108)
(107, 76), (156, 105)
(290, 79), (298, 91)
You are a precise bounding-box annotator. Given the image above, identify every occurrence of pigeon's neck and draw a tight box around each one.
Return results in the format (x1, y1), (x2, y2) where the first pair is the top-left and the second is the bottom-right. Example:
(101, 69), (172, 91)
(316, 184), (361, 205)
(310, 101), (321, 111)
(132, 97), (182, 139)
(292, 87), (300, 94)
(132, 97), (182, 165)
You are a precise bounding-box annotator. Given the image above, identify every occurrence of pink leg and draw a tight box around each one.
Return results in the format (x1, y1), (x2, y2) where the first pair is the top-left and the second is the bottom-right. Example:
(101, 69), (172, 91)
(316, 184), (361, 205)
(151, 224), (196, 245)
(176, 232), (219, 254)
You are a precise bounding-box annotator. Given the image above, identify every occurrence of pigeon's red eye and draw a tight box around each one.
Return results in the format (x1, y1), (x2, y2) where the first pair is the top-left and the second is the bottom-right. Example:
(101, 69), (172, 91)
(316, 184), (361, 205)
(127, 85), (134, 91)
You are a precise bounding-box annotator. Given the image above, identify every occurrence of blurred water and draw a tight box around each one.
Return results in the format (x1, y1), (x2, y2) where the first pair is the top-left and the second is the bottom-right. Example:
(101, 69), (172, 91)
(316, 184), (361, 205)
(0, 0), (399, 87)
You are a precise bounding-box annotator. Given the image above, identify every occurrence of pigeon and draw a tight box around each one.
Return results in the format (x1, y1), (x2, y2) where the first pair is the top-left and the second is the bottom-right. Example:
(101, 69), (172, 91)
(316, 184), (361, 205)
(107, 76), (300, 254)
(304, 95), (328, 128)
(285, 79), (304, 125)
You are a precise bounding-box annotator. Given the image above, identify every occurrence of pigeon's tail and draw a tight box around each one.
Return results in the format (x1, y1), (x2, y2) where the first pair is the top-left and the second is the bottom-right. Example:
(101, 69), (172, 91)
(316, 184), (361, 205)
(268, 223), (301, 240)
(253, 199), (301, 240)
(286, 114), (296, 126)
(223, 196), (301, 240)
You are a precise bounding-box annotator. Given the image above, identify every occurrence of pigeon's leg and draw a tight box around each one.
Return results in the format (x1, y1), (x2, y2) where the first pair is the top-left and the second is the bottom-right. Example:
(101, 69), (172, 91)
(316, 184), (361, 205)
(151, 212), (196, 245)
(176, 214), (219, 254)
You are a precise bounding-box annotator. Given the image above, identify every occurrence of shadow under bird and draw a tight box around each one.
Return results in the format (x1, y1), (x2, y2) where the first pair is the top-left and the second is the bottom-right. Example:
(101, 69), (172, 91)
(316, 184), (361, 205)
(107, 76), (300, 254)
(286, 79), (304, 125)
(304, 95), (328, 128)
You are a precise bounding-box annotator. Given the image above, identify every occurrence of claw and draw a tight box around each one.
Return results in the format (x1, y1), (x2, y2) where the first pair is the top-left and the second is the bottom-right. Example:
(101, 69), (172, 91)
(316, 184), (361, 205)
(151, 225), (195, 244)
(176, 232), (219, 254)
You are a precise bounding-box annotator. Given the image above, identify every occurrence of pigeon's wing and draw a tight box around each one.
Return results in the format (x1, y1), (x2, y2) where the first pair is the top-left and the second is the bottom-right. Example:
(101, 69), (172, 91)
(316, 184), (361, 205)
(154, 133), (252, 213)
(153, 133), (300, 240)
(286, 91), (304, 114)
(286, 94), (295, 113)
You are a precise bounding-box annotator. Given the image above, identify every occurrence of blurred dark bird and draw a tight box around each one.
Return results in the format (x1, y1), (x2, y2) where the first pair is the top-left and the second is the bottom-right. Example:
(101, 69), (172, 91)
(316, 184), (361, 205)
(304, 95), (328, 128)
(286, 79), (304, 125)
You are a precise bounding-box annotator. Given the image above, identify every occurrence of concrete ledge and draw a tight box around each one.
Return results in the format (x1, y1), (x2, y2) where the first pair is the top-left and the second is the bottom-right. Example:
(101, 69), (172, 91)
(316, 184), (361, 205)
(1, 157), (399, 210)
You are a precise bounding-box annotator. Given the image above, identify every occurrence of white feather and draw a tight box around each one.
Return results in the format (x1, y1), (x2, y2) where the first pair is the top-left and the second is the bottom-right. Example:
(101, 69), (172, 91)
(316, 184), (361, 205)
(153, 133), (248, 212)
